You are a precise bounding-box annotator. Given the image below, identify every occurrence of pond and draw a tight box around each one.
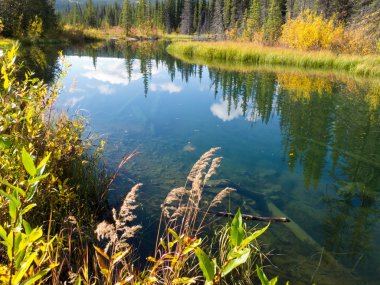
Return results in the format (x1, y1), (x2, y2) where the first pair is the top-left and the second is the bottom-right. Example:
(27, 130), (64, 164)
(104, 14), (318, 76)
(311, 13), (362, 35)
(29, 41), (380, 284)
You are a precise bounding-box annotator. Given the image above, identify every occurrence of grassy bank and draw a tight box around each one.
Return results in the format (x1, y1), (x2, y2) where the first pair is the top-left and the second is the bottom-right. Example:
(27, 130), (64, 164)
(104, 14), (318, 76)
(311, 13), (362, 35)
(167, 41), (380, 77)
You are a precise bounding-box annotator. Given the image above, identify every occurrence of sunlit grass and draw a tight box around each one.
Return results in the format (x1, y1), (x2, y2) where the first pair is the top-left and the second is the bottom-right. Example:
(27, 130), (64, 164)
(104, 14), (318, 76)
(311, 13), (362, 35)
(0, 37), (15, 50)
(167, 41), (380, 77)
(62, 24), (126, 43)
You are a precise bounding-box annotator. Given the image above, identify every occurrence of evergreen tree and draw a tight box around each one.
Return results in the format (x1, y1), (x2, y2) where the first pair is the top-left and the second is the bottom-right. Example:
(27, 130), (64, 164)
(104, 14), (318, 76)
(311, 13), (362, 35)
(180, 0), (194, 34)
(122, 0), (131, 33)
(196, 0), (206, 33)
(263, 0), (283, 44)
(249, 0), (260, 32)
(84, 0), (97, 27)
(0, 0), (56, 37)
(223, 0), (231, 28)
(212, 0), (225, 37)
(137, 0), (146, 26)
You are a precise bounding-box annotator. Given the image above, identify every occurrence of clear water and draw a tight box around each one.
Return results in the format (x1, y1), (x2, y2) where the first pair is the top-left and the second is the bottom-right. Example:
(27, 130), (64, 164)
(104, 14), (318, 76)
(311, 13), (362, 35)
(40, 41), (380, 284)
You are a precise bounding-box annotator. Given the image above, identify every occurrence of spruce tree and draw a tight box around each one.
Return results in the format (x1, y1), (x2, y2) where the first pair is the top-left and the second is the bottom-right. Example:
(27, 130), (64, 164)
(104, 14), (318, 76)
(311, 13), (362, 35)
(223, 0), (231, 28)
(263, 0), (282, 44)
(180, 0), (193, 34)
(84, 0), (97, 27)
(249, 0), (260, 32)
(122, 0), (131, 34)
(212, 0), (225, 37)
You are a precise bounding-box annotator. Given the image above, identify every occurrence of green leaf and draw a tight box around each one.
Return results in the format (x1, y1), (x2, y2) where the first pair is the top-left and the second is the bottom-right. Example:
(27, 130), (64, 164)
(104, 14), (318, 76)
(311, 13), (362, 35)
(195, 247), (216, 282)
(0, 137), (11, 149)
(28, 174), (49, 186)
(20, 268), (50, 285)
(269, 276), (278, 285)
(183, 238), (202, 255)
(230, 208), (244, 247)
(256, 265), (269, 285)
(0, 225), (7, 241)
(168, 228), (181, 242)
(26, 184), (38, 202)
(13, 252), (38, 284)
(9, 199), (17, 222)
(0, 180), (26, 197)
(36, 152), (51, 174)
(0, 189), (20, 208)
(21, 204), (37, 216)
(23, 220), (32, 235)
(22, 148), (36, 176)
(240, 223), (270, 249)
(221, 248), (251, 277)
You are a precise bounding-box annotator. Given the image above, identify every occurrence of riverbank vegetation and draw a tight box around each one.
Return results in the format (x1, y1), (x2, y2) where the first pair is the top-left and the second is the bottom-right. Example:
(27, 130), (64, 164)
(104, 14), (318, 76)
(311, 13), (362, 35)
(1, 1), (379, 56)
(57, 0), (380, 55)
(167, 41), (380, 77)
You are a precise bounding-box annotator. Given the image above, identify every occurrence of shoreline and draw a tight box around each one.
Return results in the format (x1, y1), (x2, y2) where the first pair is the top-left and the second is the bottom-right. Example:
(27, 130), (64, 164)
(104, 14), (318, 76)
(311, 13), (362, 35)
(167, 41), (380, 77)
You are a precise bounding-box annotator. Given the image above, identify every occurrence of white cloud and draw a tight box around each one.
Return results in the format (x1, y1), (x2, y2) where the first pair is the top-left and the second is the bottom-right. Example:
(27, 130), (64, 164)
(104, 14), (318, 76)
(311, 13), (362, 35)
(68, 78), (79, 93)
(81, 58), (159, 86)
(150, 82), (182, 94)
(98, 85), (115, 95)
(64, 96), (85, 108)
(210, 99), (243, 121)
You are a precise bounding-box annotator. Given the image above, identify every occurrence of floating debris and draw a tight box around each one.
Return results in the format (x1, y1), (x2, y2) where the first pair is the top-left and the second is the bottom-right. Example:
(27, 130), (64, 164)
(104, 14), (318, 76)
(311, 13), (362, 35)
(183, 142), (196, 152)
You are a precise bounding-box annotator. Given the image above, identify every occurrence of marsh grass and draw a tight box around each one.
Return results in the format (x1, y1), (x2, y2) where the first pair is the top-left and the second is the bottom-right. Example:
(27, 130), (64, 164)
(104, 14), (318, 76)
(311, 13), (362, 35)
(167, 41), (380, 77)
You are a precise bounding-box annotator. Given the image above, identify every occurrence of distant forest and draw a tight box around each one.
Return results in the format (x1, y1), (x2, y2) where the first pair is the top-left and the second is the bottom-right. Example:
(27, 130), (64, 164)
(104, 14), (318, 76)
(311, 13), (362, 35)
(0, 0), (379, 51)
(59, 0), (380, 37)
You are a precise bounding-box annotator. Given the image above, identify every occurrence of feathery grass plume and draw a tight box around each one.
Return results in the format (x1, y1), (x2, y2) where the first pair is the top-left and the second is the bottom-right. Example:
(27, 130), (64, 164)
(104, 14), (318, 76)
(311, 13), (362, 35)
(161, 187), (187, 218)
(151, 148), (234, 283)
(209, 187), (236, 208)
(95, 183), (142, 253)
(204, 156), (223, 184)
(187, 147), (221, 182)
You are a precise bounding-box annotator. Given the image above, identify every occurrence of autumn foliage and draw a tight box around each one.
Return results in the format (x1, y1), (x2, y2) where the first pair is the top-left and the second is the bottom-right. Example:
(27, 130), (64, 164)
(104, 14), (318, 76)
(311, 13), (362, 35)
(281, 10), (344, 51)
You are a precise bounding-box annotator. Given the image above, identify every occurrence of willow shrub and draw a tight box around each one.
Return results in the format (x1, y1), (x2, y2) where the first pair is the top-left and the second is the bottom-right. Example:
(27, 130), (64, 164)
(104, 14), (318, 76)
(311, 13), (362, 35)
(0, 44), (106, 240)
(281, 9), (344, 51)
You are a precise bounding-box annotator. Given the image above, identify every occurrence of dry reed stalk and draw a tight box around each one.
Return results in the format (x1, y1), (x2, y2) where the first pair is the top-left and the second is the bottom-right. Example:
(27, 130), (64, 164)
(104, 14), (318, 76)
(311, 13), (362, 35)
(153, 147), (246, 283)
(155, 148), (227, 260)
(105, 149), (142, 191)
(95, 183), (142, 254)
(209, 187), (236, 208)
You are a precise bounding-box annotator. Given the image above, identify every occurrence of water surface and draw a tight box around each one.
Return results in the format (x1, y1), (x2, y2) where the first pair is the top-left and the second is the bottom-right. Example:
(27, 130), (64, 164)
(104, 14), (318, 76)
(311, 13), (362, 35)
(37, 42), (380, 284)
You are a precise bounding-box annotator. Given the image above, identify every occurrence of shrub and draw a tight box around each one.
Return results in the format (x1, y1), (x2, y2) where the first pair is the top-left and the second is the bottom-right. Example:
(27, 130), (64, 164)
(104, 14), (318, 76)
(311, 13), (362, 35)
(343, 27), (378, 55)
(281, 9), (344, 51)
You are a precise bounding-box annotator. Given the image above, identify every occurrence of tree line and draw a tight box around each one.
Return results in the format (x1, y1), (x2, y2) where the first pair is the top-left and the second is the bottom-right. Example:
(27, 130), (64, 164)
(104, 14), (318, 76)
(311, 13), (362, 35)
(0, 0), (56, 37)
(58, 0), (379, 41)
(1, 0), (379, 50)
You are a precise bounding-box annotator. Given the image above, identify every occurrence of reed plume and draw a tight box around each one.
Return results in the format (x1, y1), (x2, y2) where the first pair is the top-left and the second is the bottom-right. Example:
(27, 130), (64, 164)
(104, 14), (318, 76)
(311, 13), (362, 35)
(209, 187), (236, 208)
(95, 183), (142, 253)
(153, 147), (238, 283)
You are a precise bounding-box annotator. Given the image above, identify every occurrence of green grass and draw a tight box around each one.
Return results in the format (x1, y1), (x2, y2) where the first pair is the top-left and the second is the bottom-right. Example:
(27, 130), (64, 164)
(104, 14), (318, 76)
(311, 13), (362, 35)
(167, 41), (380, 77)
(0, 37), (16, 50)
(161, 33), (212, 41)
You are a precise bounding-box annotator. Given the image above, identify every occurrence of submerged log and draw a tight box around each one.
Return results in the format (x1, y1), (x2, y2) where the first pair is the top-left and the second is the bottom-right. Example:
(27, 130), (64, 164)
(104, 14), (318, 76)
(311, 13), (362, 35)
(201, 209), (290, 223)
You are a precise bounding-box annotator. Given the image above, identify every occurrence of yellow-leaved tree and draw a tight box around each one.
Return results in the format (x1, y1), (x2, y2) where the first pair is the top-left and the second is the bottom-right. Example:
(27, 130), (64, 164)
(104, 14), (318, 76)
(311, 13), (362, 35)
(281, 9), (344, 51)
